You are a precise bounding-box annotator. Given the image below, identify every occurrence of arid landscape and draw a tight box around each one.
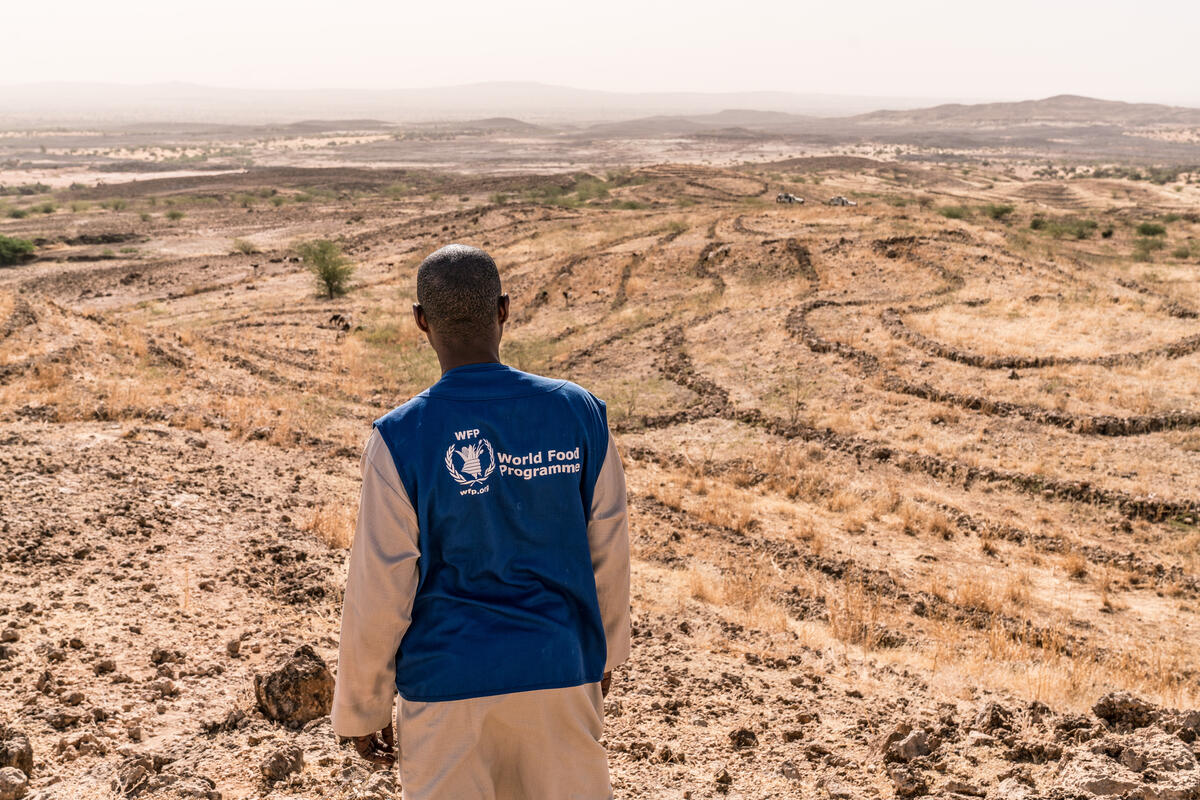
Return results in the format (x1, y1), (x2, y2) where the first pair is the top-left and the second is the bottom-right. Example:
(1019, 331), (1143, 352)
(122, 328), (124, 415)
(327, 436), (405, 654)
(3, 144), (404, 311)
(2, 95), (1200, 799)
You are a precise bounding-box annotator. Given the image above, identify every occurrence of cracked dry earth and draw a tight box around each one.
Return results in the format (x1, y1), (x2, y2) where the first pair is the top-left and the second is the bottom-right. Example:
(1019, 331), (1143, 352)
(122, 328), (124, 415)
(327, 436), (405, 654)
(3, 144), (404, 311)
(1, 159), (1199, 799)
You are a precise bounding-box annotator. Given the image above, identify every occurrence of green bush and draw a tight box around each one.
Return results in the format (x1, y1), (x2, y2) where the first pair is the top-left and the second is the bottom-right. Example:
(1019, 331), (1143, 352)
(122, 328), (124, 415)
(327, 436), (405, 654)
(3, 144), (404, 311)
(1032, 216), (1098, 239)
(938, 205), (971, 220)
(1172, 246), (1192, 259)
(613, 200), (646, 210)
(1133, 237), (1166, 262)
(1137, 222), (1167, 236)
(489, 193), (510, 205)
(34, 202), (56, 214)
(166, 210), (185, 221)
(1101, 227), (1114, 239)
(7, 207), (28, 219)
(979, 203), (1014, 220)
(0, 235), (35, 266)
(102, 199), (128, 211)
(232, 238), (259, 255)
(270, 195), (287, 207)
(574, 178), (609, 202)
(1162, 213), (1182, 223)
(297, 239), (354, 299)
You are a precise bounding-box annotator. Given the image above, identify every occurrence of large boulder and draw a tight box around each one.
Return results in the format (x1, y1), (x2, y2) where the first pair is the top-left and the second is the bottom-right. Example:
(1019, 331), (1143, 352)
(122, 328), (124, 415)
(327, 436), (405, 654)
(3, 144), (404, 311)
(253, 645), (334, 727)
(0, 767), (28, 800)
(0, 727), (32, 777)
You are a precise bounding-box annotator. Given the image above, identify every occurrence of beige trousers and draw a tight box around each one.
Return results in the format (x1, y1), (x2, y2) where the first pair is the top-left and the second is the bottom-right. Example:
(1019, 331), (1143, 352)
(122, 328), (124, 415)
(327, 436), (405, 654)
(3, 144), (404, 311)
(396, 683), (612, 800)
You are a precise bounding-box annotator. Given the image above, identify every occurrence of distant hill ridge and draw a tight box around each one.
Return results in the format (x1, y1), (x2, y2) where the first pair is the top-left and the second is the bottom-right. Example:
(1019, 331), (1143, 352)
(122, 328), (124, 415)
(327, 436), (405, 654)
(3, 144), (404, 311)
(855, 94), (1200, 126)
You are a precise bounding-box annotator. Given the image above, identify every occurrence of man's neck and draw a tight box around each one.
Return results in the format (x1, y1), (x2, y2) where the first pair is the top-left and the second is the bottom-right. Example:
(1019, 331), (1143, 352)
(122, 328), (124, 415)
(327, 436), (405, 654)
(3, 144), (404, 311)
(436, 348), (502, 375)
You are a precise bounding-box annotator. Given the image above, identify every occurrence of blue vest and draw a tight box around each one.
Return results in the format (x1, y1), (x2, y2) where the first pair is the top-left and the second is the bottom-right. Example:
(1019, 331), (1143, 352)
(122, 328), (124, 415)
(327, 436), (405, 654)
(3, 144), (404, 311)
(373, 362), (610, 702)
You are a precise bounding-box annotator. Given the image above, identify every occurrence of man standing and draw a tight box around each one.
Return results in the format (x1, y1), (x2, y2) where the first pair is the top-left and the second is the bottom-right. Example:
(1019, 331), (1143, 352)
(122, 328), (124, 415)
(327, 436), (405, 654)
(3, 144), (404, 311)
(332, 245), (631, 799)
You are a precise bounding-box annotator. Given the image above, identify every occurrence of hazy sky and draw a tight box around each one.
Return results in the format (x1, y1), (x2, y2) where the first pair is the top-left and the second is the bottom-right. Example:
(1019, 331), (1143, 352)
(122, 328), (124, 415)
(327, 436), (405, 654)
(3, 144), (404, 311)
(4, 0), (1197, 104)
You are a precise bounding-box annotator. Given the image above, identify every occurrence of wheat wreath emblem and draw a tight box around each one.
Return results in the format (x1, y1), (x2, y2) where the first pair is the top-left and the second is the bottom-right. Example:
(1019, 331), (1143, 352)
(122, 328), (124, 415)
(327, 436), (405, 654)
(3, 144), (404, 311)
(445, 439), (496, 486)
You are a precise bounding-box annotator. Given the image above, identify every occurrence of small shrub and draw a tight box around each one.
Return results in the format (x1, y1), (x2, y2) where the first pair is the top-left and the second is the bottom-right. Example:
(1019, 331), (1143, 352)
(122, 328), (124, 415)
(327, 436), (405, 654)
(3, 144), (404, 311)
(70, 201), (90, 212)
(102, 199), (128, 211)
(1133, 237), (1166, 262)
(1137, 222), (1167, 236)
(1162, 213), (1182, 223)
(34, 202), (56, 214)
(1172, 246), (1191, 259)
(938, 205), (971, 220)
(489, 193), (510, 205)
(0, 235), (36, 266)
(613, 200), (646, 210)
(980, 203), (1014, 220)
(232, 238), (259, 255)
(166, 210), (185, 221)
(297, 239), (354, 299)
(574, 178), (609, 202)
(140, 212), (152, 222)
(270, 195), (286, 207)
(1033, 216), (1098, 239)
(7, 207), (28, 219)
(1101, 227), (1114, 238)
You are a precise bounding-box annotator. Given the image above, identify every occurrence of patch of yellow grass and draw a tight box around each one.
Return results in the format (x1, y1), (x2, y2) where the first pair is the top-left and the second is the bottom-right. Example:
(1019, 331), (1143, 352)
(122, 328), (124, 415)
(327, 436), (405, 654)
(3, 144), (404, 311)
(304, 502), (357, 549)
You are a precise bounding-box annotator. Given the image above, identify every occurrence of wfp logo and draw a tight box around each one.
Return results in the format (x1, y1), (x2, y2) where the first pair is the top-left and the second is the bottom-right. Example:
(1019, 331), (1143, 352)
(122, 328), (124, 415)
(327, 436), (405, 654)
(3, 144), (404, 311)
(445, 430), (495, 487)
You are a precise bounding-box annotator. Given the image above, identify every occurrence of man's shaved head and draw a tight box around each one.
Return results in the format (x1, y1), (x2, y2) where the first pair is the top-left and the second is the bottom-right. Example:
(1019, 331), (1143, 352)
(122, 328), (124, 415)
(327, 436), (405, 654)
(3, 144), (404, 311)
(416, 245), (503, 341)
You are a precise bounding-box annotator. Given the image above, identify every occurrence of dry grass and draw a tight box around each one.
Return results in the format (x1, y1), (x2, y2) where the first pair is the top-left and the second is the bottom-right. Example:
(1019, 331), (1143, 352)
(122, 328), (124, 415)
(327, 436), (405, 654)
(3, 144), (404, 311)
(304, 502), (357, 549)
(826, 579), (884, 650)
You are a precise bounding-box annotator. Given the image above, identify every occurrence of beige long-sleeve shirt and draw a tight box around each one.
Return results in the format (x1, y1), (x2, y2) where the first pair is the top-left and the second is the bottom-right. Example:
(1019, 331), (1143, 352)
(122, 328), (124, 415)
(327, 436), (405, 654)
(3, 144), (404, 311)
(332, 427), (631, 739)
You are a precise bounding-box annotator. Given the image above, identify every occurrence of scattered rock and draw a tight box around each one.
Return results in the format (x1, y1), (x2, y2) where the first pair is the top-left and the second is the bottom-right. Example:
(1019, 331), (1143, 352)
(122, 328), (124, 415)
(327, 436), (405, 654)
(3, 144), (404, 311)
(150, 648), (184, 665)
(43, 708), (85, 731)
(942, 778), (983, 797)
(887, 729), (931, 763)
(966, 730), (997, 747)
(991, 776), (1035, 800)
(973, 701), (1014, 733)
(113, 754), (163, 797)
(260, 744), (304, 783)
(887, 764), (928, 798)
(253, 645), (334, 726)
(0, 726), (33, 777)
(56, 732), (106, 761)
(1055, 749), (1143, 797)
(1093, 691), (1158, 730)
(352, 770), (397, 800)
(780, 761), (802, 781)
(1113, 728), (1199, 774)
(728, 728), (758, 749)
(0, 767), (28, 800)
(657, 745), (685, 764)
(1004, 735), (1062, 764)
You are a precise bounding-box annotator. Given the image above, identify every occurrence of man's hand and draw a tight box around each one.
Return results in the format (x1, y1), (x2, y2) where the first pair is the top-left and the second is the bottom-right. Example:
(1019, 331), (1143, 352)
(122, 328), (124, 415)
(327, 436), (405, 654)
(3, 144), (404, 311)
(601, 671), (613, 698)
(352, 722), (396, 767)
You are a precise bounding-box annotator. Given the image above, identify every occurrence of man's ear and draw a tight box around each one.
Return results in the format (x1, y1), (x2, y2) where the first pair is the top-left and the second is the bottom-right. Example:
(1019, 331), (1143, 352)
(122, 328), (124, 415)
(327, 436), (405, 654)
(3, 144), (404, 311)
(497, 294), (510, 325)
(413, 303), (430, 333)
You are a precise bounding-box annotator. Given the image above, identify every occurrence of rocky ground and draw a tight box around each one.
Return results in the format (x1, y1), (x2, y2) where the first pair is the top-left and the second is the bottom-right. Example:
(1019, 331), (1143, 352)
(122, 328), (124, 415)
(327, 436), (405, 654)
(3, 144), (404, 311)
(1, 154), (1199, 798)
